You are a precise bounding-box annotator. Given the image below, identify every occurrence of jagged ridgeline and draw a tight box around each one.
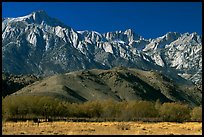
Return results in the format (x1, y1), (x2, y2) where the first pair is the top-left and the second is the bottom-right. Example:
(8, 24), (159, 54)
(2, 10), (202, 87)
(2, 10), (202, 108)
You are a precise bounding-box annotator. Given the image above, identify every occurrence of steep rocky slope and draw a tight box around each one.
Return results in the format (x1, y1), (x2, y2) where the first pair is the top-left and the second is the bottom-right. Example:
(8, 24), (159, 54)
(2, 10), (202, 86)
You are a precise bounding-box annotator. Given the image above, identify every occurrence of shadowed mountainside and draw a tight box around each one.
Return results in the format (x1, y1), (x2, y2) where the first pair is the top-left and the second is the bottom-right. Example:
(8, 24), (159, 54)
(2, 73), (41, 97)
(10, 67), (202, 106)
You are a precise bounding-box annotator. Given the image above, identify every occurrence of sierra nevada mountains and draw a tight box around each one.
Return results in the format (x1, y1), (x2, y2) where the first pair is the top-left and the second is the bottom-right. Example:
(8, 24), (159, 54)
(2, 10), (202, 86)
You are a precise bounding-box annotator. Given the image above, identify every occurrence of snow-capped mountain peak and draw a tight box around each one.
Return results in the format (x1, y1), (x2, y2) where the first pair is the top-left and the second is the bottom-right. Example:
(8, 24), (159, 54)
(2, 11), (202, 86)
(3, 10), (67, 28)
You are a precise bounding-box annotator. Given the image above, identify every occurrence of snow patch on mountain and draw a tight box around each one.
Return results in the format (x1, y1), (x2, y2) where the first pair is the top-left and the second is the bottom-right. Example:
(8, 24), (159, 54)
(2, 10), (202, 85)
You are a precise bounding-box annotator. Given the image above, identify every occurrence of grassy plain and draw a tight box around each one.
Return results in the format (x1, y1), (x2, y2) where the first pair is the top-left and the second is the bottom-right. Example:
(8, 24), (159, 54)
(2, 121), (202, 135)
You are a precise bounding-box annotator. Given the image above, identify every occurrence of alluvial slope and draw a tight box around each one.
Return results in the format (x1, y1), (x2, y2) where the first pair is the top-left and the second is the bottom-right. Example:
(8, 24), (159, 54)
(2, 10), (202, 86)
(11, 67), (202, 106)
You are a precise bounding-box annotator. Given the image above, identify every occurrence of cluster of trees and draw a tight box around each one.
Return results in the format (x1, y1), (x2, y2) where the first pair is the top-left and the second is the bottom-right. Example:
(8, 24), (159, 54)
(2, 95), (202, 122)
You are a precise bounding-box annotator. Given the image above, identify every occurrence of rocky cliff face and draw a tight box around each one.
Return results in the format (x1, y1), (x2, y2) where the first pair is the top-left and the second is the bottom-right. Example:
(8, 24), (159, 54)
(2, 10), (202, 85)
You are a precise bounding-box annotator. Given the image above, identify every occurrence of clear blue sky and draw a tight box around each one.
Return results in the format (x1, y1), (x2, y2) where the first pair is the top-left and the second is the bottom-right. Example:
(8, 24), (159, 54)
(2, 2), (202, 38)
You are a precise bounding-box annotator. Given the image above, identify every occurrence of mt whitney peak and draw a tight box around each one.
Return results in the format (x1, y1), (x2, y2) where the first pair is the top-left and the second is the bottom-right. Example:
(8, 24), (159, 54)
(2, 10), (202, 85)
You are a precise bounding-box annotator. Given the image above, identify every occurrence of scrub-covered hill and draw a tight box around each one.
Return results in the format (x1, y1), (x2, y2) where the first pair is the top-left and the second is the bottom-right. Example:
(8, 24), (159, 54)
(10, 67), (202, 106)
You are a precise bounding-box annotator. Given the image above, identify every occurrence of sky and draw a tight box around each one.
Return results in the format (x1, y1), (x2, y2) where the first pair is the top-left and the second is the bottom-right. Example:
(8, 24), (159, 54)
(2, 2), (202, 38)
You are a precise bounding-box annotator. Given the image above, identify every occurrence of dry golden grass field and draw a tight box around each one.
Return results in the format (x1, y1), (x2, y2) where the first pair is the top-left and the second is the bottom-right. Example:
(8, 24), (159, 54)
(2, 121), (202, 135)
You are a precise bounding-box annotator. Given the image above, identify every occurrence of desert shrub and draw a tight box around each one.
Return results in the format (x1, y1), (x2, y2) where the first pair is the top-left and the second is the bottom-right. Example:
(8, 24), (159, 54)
(106, 100), (159, 121)
(3, 96), (197, 122)
(55, 102), (72, 117)
(154, 99), (162, 110)
(190, 106), (202, 122)
(72, 103), (89, 117)
(159, 102), (191, 122)
(2, 95), (22, 120)
(116, 122), (131, 130)
(72, 101), (103, 118)
(101, 99), (122, 119)
(122, 101), (158, 120)
(135, 101), (158, 118)
(36, 96), (59, 116)
(84, 101), (103, 118)
(2, 95), (64, 120)
(3, 96), (25, 119)
(67, 103), (82, 117)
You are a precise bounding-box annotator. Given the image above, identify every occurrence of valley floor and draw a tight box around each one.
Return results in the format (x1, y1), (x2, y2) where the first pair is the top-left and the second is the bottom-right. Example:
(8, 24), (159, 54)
(2, 121), (202, 135)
